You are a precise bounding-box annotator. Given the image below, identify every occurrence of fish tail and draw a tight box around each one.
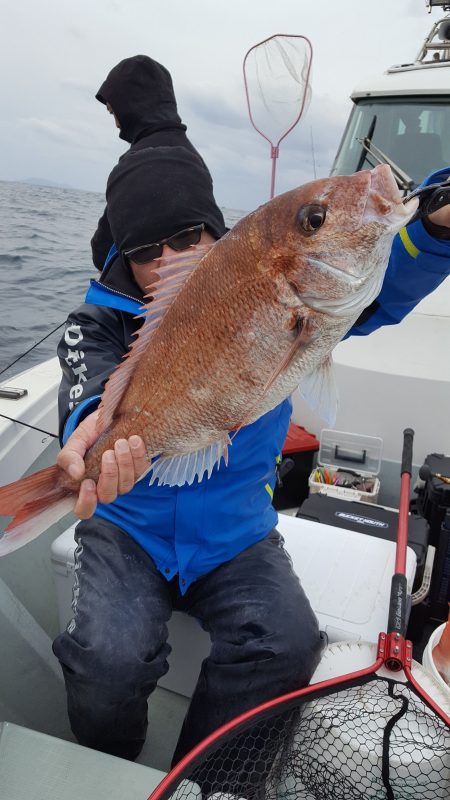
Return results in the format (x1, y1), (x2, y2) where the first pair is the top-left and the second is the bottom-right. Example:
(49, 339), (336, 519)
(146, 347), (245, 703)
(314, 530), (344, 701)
(432, 606), (450, 684)
(0, 465), (75, 556)
(435, 609), (450, 652)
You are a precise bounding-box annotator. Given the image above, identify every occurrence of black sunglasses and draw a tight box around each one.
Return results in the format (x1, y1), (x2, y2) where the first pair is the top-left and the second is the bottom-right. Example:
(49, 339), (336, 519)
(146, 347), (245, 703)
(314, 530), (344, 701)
(123, 224), (205, 265)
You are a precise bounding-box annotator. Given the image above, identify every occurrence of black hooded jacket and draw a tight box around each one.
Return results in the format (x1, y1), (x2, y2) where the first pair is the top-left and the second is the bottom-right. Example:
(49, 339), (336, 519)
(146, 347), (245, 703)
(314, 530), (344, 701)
(91, 55), (211, 269)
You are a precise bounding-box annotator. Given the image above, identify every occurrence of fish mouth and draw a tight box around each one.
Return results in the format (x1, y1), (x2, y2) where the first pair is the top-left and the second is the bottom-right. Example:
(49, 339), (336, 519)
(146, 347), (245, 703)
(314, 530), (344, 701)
(306, 258), (363, 286)
(362, 164), (418, 227)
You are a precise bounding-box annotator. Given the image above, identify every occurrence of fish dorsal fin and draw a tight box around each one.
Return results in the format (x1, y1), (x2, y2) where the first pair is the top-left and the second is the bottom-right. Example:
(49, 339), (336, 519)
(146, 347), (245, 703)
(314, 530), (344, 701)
(298, 356), (338, 425)
(148, 435), (231, 487)
(96, 244), (213, 435)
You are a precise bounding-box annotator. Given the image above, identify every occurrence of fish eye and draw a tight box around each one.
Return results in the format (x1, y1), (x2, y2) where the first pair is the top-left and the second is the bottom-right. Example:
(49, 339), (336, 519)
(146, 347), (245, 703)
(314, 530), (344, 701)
(297, 204), (327, 234)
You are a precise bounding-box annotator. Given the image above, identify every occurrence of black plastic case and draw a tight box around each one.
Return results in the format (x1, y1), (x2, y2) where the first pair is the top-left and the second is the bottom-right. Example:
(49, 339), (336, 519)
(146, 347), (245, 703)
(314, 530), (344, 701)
(414, 453), (450, 621)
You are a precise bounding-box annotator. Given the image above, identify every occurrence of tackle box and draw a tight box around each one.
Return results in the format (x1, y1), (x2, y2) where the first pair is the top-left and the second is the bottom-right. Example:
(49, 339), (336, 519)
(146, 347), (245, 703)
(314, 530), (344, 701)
(308, 429), (383, 504)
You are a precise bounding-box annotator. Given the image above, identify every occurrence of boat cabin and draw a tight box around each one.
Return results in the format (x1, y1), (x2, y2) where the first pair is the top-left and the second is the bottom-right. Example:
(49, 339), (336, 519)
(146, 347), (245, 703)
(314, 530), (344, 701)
(332, 14), (450, 190)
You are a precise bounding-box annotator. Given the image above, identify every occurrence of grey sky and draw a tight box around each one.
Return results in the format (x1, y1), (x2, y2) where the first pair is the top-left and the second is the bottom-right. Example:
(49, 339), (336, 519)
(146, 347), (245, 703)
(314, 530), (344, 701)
(0, 0), (439, 210)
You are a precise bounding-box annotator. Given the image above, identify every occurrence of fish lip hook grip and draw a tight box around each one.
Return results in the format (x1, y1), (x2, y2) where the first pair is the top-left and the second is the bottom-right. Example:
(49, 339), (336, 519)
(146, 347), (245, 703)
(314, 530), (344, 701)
(404, 180), (450, 224)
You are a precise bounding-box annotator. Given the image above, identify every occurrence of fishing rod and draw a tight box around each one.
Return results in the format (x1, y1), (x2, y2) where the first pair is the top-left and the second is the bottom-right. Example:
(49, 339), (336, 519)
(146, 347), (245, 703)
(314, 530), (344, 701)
(0, 320), (65, 378)
(1, 181), (449, 443)
(0, 413), (57, 439)
(0, 320), (65, 438)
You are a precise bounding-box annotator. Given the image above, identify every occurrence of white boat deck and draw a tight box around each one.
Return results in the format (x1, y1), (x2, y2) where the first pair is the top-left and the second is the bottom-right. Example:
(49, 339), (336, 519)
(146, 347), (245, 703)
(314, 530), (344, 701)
(292, 288), (450, 467)
(0, 721), (169, 800)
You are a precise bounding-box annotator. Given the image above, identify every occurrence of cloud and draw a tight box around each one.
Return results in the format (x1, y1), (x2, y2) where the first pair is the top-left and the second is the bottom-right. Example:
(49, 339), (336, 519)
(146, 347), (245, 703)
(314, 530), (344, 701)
(59, 79), (94, 99)
(0, 0), (441, 209)
(19, 118), (76, 146)
(17, 116), (122, 157)
(65, 25), (87, 41)
(179, 80), (249, 131)
(185, 94), (249, 131)
(177, 84), (349, 210)
(407, 0), (429, 16)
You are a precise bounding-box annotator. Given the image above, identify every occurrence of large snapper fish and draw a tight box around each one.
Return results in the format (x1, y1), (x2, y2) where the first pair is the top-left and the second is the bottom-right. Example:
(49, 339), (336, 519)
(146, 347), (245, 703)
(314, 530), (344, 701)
(0, 164), (417, 554)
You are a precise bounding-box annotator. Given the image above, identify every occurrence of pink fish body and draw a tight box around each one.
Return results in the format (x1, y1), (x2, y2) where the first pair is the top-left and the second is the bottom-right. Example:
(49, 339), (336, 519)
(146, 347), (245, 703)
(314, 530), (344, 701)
(432, 607), (450, 686)
(0, 164), (417, 554)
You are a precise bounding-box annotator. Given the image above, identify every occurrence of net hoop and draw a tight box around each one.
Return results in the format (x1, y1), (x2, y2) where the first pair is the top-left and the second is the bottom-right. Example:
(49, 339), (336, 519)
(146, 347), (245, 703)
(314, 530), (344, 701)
(243, 33), (313, 198)
(148, 664), (383, 800)
(243, 33), (313, 149)
(148, 641), (450, 800)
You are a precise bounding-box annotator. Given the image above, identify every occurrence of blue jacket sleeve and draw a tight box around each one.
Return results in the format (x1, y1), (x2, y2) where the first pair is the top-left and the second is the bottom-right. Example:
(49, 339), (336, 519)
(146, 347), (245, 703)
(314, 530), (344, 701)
(57, 304), (133, 444)
(347, 167), (450, 338)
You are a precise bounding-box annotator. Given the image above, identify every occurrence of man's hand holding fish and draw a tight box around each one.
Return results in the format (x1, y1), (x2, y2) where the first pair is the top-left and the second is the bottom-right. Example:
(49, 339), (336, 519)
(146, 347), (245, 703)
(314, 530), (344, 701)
(56, 409), (148, 518)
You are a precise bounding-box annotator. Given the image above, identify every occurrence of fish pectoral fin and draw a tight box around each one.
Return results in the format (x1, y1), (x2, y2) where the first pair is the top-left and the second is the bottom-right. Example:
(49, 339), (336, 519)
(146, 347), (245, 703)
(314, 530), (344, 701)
(298, 357), (338, 426)
(148, 436), (231, 487)
(230, 323), (309, 440)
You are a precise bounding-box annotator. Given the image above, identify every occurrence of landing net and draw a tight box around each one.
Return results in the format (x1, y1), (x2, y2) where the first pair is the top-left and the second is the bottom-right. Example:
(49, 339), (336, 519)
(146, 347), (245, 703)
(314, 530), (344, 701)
(148, 433), (450, 800)
(149, 673), (450, 800)
(243, 34), (313, 198)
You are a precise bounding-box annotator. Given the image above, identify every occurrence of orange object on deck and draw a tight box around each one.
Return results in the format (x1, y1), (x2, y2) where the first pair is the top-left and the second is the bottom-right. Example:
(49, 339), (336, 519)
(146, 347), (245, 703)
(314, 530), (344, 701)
(281, 423), (319, 455)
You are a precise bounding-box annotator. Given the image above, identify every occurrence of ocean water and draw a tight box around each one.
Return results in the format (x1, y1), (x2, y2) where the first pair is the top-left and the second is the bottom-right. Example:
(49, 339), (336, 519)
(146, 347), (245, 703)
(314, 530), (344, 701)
(0, 180), (245, 382)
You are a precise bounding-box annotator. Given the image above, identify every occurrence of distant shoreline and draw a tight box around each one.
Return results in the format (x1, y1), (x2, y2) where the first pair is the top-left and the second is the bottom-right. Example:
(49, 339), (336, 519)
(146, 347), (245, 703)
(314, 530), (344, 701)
(19, 177), (74, 190)
(0, 177), (103, 195)
(0, 178), (245, 216)
(0, 178), (245, 215)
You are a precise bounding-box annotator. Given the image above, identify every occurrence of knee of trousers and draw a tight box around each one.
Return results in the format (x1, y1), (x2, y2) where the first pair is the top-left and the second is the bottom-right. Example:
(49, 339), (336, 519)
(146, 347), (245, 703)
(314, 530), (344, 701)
(211, 606), (325, 690)
(251, 605), (325, 686)
(53, 628), (171, 689)
(272, 619), (326, 686)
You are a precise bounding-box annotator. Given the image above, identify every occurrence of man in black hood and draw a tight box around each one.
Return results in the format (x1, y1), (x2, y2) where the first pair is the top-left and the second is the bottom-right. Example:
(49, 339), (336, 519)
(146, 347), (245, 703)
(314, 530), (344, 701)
(91, 55), (213, 270)
(54, 137), (323, 770)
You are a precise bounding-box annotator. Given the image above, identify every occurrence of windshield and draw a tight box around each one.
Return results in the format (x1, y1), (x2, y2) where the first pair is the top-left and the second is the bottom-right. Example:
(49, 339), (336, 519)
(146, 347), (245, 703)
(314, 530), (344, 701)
(331, 98), (450, 189)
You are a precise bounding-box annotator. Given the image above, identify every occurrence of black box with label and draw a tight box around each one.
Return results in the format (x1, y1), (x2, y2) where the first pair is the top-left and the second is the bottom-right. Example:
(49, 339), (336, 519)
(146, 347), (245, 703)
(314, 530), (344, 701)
(415, 454), (450, 538)
(414, 453), (450, 621)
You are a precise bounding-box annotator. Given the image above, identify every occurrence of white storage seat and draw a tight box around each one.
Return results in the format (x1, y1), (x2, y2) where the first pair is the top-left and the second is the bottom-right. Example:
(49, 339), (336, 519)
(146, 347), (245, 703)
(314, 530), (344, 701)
(0, 721), (167, 800)
(51, 514), (417, 699)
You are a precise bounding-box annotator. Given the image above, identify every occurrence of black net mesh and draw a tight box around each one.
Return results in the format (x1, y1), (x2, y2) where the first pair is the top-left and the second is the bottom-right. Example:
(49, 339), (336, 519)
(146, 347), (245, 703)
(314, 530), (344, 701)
(158, 676), (450, 800)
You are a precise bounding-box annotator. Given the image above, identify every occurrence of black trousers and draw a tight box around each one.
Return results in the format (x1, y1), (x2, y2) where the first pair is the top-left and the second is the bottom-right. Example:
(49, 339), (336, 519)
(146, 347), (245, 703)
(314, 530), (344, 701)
(52, 518), (325, 764)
